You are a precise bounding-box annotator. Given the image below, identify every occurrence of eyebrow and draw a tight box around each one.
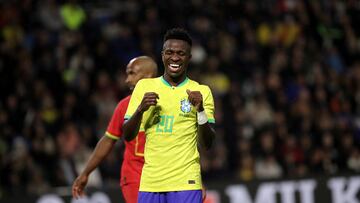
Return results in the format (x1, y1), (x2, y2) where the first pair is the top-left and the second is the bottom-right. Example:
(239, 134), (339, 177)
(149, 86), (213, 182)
(163, 47), (187, 52)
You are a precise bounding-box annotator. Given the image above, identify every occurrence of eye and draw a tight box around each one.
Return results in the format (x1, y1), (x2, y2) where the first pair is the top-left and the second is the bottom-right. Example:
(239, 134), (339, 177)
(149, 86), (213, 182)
(178, 51), (186, 56)
(165, 50), (173, 55)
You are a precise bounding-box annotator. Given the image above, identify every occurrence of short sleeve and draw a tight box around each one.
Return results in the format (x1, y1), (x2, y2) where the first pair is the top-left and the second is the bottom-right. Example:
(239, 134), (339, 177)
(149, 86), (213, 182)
(201, 85), (215, 123)
(105, 96), (130, 140)
(125, 79), (145, 120)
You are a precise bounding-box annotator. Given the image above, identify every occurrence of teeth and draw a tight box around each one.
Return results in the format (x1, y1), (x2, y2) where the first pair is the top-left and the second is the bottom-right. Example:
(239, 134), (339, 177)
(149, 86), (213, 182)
(170, 64), (179, 68)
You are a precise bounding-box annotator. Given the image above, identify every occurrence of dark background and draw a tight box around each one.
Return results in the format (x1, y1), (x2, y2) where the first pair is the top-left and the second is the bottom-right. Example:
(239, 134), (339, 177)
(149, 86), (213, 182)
(0, 0), (360, 201)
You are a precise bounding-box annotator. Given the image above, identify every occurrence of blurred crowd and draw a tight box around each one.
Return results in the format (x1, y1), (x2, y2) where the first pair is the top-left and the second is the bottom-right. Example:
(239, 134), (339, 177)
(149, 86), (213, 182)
(1, 0), (360, 197)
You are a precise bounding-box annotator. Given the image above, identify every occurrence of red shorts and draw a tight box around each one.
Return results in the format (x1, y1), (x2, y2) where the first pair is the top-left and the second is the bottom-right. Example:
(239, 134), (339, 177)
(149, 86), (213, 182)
(121, 183), (140, 203)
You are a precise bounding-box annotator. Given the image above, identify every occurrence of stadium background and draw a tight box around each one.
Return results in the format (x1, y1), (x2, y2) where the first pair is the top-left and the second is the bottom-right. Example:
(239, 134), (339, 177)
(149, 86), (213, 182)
(0, 0), (359, 202)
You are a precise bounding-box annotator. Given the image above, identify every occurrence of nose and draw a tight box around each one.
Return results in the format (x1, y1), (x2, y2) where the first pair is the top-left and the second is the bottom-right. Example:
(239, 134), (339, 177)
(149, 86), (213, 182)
(125, 77), (130, 85)
(170, 53), (180, 62)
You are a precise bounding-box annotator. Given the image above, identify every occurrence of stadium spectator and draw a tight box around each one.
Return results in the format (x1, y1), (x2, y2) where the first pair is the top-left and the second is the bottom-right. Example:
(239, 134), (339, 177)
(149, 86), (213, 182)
(0, 0), (359, 198)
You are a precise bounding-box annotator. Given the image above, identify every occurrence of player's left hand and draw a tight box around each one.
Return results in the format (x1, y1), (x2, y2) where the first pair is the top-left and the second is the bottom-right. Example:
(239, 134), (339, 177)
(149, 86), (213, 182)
(72, 174), (88, 199)
(186, 89), (204, 112)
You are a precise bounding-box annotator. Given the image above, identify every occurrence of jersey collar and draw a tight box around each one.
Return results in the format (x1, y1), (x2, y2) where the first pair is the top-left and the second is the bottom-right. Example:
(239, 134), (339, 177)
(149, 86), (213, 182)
(160, 76), (189, 88)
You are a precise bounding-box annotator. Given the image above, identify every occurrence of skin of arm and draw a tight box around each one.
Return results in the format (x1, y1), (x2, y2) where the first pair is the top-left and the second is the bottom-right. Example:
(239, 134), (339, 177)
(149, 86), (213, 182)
(198, 122), (216, 150)
(123, 92), (159, 142)
(72, 136), (116, 199)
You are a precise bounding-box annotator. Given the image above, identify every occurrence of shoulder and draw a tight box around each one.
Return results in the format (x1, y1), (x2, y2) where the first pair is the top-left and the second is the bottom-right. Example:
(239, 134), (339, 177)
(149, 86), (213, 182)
(187, 78), (200, 86)
(120, 95), (131, 104)
(188, 79), (212, 93)
(115, 95), (131, 111)
(199, 84), (211, 92)
(137, 77), (161, 85)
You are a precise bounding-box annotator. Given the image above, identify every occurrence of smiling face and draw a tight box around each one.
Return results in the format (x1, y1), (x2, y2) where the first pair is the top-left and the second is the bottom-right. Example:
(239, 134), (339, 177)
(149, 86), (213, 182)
(162, 39), (192, 84)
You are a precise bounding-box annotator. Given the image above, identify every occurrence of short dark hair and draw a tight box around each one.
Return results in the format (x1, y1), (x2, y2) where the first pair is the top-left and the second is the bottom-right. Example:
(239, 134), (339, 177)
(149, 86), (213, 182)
(163, 28), (192, 47)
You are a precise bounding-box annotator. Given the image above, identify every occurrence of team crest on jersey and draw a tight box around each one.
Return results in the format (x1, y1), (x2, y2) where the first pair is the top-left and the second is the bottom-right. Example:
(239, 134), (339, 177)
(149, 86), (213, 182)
(180, 99), (192, 113)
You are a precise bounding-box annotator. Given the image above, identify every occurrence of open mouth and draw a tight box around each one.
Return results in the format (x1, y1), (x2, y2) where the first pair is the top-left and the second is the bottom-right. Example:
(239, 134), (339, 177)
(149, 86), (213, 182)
(168, 64), (181, 73)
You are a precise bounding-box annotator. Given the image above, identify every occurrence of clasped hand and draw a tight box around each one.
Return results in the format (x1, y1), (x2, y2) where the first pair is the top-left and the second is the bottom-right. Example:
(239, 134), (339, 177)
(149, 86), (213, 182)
(137, 92), (159, 113)
(138, 90), (203, 113)
(186, 89), (204, 112)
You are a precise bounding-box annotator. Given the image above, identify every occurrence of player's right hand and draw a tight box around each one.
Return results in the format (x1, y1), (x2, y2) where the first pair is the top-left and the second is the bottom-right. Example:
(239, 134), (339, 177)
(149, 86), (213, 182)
(202, 184), (207, 202)
(72, 174), (88, 199)
(137, 92), (159, 113)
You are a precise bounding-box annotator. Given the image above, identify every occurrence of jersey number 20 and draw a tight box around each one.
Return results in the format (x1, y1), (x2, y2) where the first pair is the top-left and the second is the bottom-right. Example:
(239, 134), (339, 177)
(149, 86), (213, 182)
(156, 115), (174, 133)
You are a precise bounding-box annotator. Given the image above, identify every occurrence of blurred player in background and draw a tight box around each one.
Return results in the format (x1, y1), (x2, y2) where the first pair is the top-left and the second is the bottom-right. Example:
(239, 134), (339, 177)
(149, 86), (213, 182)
(123, 28), (215, 203)
(72, 56), (158, 203)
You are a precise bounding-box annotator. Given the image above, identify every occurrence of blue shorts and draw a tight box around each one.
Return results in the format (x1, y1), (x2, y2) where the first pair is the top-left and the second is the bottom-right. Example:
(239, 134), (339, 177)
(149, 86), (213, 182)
(138, 190), (202, 203)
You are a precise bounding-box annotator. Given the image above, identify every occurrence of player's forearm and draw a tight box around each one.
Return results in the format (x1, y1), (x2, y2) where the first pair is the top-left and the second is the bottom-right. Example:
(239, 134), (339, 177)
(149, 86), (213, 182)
(81, 136), (116, 176)
(123, 109), (143, 141)
(198, 123), (215, 150)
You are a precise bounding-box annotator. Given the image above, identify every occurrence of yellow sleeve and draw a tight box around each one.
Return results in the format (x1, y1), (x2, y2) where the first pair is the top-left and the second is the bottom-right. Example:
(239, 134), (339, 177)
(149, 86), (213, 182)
(201, 85), (215, 123)
(125, 80), (144, 120)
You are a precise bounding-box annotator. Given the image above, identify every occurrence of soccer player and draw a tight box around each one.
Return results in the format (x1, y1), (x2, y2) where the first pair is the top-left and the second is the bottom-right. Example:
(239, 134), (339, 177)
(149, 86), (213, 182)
(123, 28), (216, 203)
(72, 56), (158, 203)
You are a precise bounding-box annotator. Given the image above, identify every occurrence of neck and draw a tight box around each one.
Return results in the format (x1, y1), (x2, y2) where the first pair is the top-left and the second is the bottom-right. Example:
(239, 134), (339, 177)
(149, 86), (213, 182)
(163, 74), (187, 86)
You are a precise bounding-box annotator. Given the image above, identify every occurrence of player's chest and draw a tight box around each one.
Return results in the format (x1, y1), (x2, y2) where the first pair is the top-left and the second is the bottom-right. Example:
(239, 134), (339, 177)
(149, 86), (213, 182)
(156, 90), (195, 114)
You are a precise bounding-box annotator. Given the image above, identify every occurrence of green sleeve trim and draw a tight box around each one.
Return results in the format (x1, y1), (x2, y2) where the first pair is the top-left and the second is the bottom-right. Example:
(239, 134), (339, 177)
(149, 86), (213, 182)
(105, 132), (119, 140)
(124, 115), (131, 120)
(208, 119), (215, 123)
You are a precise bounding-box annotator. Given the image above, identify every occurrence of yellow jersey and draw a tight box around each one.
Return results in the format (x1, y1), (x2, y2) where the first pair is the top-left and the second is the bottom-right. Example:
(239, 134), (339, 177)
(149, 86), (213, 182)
(125, 76), (215, 192)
